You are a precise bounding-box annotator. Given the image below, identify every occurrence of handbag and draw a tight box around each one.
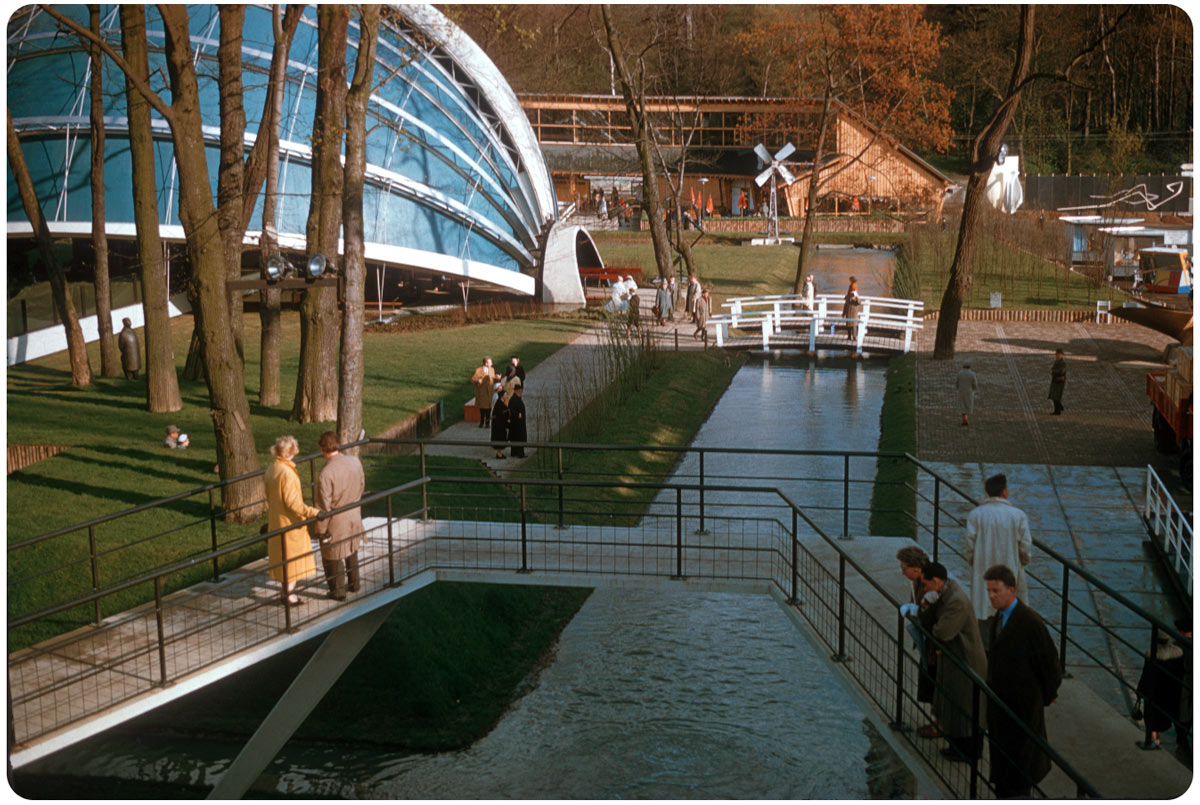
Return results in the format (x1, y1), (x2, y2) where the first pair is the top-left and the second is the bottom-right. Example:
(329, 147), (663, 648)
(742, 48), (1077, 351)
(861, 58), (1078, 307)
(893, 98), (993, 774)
(1132, 696), (1144, 721)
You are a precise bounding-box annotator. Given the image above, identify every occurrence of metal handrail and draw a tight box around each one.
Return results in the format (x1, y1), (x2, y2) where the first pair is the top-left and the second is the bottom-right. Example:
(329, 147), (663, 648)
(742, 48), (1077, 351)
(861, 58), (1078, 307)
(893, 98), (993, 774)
(2, 470), (1134, 796)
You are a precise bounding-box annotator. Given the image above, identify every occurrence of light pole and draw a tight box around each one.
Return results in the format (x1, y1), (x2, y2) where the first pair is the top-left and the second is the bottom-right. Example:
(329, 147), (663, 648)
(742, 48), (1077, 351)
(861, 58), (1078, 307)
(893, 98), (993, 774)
(868, 175), (876, 215)
(698, 176), (709, 224)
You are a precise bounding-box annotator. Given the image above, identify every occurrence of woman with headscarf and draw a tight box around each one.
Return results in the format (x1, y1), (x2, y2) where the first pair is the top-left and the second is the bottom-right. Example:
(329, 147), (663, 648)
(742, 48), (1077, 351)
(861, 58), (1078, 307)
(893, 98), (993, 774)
(490, 380), (511, 459)
(264, 435), (319, 606)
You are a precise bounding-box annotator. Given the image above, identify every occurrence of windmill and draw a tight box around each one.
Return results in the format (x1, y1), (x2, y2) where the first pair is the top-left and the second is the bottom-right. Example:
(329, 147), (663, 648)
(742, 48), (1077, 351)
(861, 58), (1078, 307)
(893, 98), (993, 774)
(754, 142), (796, 242)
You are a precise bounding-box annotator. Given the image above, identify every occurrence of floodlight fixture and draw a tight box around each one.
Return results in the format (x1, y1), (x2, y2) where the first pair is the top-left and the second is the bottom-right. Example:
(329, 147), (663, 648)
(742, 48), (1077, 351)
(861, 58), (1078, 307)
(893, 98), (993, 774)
(263, 255), (287, 282)
(305, 253), (330, 280)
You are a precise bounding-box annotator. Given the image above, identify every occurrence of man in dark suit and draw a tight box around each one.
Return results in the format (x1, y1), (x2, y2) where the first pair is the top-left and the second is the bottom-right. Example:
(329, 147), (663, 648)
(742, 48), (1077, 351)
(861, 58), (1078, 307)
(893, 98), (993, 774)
(983, 564), (1062, 798)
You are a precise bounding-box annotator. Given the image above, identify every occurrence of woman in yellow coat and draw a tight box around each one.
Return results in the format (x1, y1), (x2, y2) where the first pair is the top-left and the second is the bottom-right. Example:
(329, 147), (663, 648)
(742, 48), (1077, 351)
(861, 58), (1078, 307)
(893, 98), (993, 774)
(264, 435), (319, 605)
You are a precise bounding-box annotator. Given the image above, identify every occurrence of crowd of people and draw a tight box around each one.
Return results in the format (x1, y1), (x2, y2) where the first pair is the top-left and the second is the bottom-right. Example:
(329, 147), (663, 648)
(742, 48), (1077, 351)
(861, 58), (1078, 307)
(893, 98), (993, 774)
(602, 273), (711, 341)
(896, 471), (1191, 796)
(467, 355), (528, 460)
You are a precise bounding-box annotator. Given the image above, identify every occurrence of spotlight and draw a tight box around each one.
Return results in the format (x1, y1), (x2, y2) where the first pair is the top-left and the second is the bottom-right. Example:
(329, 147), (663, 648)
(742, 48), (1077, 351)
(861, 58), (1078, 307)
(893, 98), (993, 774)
(263, 255), (287, 282)
(305, 253), (330, 280)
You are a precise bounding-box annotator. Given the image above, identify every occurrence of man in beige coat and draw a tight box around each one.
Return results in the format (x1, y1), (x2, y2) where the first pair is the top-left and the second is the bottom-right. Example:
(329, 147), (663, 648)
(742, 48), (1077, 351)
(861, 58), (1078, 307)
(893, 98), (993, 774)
(314, 432), (366, 600)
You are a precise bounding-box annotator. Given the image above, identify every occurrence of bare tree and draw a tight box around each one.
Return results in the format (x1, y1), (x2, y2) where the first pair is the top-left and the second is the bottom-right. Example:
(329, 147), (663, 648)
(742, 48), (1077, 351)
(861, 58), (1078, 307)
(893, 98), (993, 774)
(600, 5), (673, 283)
(933, 5), (1128, 357)
(118, 6), (182, 411)
(8, 111), (92, 386)
(46, 4), (264, 519)
(337, 5), (381, 449)
(292, 5), (348, 424)
(257, 4), (304, 407)
(87, 4), (119, 377)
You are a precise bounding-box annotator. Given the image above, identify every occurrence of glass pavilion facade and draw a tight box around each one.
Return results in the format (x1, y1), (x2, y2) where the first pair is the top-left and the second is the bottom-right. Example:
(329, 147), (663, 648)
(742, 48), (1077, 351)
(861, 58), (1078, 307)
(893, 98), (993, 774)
(7, 4), (559, 297)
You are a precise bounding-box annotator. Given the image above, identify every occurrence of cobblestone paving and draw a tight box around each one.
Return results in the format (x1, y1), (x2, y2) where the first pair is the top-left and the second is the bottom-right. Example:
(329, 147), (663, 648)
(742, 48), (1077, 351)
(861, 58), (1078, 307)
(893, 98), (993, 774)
(914, 320), (1182, 480)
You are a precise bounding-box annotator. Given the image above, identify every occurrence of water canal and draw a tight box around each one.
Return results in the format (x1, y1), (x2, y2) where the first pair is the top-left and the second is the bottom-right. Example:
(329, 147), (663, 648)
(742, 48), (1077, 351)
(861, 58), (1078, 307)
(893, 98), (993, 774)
(18, 248), (916, 797)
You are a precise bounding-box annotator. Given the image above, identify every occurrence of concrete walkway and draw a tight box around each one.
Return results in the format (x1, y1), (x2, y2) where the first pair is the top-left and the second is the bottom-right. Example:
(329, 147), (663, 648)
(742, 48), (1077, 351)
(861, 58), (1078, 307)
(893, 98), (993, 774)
(426, 287), (704, 473)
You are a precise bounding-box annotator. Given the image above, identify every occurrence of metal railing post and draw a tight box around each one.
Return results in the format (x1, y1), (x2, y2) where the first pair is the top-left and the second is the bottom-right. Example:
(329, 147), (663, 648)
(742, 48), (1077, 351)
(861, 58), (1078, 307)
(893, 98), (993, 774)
(281, 534), (292, 632)
(88, 525), (101, 625)
(695, 450), (708, 535)
(1059, 565), (1071, 673)
(386, 495), (396, 586)
(556, 447), (565, 529)
(893, 611), (906, 728)
(842, 454), (850, 539)
(675, 487), (683, 578)
(932, 478), (941, 562)
(208, 488), (220, 582)
(674, 328), (679, 351)
(154, 575), (168, 685)
(835, 554), (847, 660)
(420, 442), (429, 522)
(520, 484), (529, 572)
(790, 508), (798, 604)
(969, 683), (982, 798)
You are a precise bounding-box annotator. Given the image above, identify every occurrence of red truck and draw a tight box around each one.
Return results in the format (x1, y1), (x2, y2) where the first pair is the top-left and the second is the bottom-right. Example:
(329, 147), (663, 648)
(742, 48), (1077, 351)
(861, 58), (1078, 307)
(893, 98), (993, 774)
(1147, 346), (1193, 486)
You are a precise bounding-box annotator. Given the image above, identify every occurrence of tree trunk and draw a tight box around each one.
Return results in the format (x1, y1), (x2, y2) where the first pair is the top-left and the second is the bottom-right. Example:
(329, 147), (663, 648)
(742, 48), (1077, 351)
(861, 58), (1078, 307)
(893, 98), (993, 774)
(258, 5), (301, 408)
(601, 5), (673, 282)
(337, 6), (380, 451)
(8, 112), (92, 387)
(291, 5), (347, 424)
(158, 6), (263, 521)
(933, 5), (1036, 359)
(793, 88), (834, 293)
(217, 5), (248, 359)
(89, 4), (120, 378)
(120, 7), (181, 410)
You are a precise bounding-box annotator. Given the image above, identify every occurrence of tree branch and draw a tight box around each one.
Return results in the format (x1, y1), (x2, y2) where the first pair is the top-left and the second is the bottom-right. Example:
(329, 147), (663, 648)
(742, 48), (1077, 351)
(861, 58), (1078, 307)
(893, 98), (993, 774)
(37, 4), (174, 122)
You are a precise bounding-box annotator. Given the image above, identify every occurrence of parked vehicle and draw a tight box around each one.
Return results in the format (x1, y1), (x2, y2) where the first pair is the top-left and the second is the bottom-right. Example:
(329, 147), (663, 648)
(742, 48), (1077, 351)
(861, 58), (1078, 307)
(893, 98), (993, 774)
(1147, 344), (1193, 487)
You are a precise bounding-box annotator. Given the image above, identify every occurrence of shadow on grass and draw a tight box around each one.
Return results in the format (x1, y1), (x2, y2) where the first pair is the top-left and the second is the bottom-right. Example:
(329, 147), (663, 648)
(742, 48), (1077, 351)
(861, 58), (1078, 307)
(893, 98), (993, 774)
(12, 471), (215, 520)
(53, 449), (217, 487)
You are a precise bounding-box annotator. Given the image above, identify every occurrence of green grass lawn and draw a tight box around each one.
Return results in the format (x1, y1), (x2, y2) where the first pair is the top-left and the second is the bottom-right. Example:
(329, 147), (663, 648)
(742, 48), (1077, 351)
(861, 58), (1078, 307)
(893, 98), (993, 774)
(7, 311), (590, 646)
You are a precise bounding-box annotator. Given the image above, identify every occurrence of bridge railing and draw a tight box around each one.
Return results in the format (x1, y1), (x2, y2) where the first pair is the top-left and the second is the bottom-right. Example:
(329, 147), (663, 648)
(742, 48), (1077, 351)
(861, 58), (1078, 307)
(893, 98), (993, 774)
(9, 469), (1105, 797)
(710, 294), (923, 353)
(9, 440), (1189, 792)
(1142, 463), (1193, 598)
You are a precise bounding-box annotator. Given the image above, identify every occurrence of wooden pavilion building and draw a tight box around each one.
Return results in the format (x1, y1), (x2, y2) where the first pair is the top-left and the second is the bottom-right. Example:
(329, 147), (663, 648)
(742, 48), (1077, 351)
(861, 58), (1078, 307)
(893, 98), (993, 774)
(519, 94), (953, 222)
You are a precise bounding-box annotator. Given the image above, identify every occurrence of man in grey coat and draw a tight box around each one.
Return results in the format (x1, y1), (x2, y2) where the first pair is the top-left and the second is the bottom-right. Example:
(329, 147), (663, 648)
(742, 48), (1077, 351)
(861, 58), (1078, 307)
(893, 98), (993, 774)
(918, 561), (988, 762)
(314, 431), (366, 600)
(118, 318), (140, 379)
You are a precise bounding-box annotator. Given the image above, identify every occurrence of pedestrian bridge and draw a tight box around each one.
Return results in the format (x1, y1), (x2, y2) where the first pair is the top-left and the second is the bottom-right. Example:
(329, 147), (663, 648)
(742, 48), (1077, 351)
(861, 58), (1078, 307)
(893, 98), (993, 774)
(710, 293), (924, 354)
(7, 443), (1190, 799)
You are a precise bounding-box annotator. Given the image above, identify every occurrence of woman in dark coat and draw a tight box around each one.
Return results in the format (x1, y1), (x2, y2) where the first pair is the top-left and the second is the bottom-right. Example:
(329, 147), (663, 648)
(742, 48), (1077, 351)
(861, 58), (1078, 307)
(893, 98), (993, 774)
(841, 276), (862, 340)
(1137, 631), (1186, 747)
(1048, 349), (1067, 414)
(507, 383), (527, 458)
(490, 381), (510, 459)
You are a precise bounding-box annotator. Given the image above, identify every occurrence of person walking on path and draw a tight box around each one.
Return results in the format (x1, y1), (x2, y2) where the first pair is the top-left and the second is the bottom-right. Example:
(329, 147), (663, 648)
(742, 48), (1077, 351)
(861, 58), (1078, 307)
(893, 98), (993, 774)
(118, 318), (140, 379)
(1048, 349), (1067, 415)
(313, 432), (365, 602)
(965, 473), (1032, 631)
(668, 275), (680, 319)
(802, 274), (815, 312)
(841, 276), (862, 340)
(264, 436), (319, 606)
(918, 561), (988, 762)
(693, 288), (711, 341)
(654, 278), (673, 326)
(627, 282), (641, 330)
(1136, 629), (1187, 750)
(685, 275), (700, 322)
(508, 381), (528, 458)
(471, 357), (497, 429)
(982, 564), (1061, 798)
(490, 381), (511, 460)
(956, 361), (978, 427)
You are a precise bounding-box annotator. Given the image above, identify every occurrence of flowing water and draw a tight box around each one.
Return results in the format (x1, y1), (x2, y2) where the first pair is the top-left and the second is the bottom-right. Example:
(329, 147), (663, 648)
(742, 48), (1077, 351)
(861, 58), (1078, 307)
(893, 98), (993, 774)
(19, 248), (914, 798)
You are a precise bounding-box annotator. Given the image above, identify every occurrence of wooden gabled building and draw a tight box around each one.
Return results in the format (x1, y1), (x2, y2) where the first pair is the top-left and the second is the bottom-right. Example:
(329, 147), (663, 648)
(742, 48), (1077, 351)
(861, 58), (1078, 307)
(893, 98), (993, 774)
(519, 93), (952, 221)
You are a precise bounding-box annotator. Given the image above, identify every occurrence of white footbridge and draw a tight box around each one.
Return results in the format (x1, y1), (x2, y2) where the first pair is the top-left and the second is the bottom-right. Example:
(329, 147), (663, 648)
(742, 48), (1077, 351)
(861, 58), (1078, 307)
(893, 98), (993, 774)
(710, 293), (924, 355)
